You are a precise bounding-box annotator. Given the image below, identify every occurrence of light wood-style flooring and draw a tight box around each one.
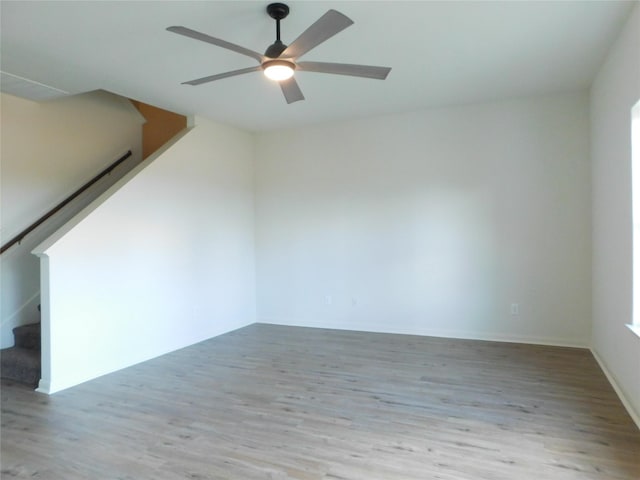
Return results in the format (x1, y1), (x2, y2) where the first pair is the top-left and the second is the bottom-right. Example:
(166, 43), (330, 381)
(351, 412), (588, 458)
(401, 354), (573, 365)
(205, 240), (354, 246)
(2, 323), (639, 479)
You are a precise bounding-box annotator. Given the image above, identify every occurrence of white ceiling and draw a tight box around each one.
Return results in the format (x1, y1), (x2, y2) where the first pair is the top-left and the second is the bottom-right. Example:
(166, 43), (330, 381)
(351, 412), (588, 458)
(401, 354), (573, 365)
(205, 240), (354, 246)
(1, 1), (636, 132)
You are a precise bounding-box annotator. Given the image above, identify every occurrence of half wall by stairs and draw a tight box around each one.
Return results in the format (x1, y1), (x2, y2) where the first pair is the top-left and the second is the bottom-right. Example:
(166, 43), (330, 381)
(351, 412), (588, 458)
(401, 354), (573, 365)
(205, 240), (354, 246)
(32, 116), (256, 394)
(1, 90), (146, 351)
(2, 93), (191, 390)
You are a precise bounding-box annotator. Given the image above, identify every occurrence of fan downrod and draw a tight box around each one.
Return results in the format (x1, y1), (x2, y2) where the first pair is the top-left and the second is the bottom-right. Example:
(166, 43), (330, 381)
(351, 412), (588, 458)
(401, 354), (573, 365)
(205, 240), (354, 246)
(267, 3), (290, 21)
(265, 3), (290, 58)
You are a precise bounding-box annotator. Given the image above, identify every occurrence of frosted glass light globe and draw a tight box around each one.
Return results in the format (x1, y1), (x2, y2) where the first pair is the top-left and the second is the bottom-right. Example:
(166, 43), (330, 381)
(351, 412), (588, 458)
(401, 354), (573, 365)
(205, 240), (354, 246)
(263, 61), (295, 81)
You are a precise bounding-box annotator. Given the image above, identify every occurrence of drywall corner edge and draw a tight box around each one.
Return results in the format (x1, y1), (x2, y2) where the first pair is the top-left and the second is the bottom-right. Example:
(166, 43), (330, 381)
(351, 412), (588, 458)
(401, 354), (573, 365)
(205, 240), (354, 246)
(34, 251), (51, 395)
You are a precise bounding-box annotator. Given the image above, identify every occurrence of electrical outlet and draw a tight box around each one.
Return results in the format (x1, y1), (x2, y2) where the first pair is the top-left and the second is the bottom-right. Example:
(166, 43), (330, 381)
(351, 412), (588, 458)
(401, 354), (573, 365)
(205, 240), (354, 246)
(325, 295), (332, 306)
(510, 303), (519, 315)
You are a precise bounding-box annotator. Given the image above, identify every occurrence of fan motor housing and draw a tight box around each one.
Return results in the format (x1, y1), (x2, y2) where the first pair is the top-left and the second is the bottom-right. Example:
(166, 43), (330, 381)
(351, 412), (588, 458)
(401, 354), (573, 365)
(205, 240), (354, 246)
(265, 41), (287, 58)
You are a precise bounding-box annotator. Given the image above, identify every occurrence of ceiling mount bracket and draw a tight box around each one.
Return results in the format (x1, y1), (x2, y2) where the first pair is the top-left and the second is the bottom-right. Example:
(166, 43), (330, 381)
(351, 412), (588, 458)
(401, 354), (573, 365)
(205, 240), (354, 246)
(265, 3), (290, 58)
(267, 3), (290, 21)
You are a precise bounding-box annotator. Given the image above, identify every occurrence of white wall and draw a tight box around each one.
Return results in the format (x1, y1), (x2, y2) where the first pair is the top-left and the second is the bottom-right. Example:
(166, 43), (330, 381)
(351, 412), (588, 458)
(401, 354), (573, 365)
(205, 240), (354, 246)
(33, 117), (256, 393)
(255, 92), (592, 346)
(590, 5), (640, 423)
(0, 91), (143, 347)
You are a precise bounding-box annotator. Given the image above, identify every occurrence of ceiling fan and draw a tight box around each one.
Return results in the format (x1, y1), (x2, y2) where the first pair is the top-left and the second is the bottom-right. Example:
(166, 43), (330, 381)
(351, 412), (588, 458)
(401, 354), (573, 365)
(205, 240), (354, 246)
(167, 3), (391, 104)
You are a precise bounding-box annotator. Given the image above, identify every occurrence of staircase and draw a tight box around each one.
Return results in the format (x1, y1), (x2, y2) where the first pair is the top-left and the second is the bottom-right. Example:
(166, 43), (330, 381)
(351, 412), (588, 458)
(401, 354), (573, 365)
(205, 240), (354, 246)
(0, 322), (41, 387)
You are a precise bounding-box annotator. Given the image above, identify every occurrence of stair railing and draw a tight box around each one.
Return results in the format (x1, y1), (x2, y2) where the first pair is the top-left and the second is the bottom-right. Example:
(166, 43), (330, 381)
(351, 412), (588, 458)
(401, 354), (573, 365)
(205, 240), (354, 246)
(1, 150), (133, 255)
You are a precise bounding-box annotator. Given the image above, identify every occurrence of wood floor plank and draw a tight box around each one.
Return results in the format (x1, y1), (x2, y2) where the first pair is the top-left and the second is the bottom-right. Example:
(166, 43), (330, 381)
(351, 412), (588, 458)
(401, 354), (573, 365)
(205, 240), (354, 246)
(2, 323), (639, 479)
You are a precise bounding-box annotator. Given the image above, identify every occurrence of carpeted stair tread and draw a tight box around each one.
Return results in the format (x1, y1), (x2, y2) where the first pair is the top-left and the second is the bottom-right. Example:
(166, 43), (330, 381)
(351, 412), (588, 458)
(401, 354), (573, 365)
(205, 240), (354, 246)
(0, 347), (40, 387)
(13, 322), (41, 350)
(1, 321), (41, 386)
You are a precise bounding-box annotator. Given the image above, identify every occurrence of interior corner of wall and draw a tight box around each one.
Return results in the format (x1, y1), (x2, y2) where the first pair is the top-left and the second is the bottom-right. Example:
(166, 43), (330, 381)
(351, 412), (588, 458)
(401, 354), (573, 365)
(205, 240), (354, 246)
(132, 108), (147, 126)
(116, 93), (147, 125)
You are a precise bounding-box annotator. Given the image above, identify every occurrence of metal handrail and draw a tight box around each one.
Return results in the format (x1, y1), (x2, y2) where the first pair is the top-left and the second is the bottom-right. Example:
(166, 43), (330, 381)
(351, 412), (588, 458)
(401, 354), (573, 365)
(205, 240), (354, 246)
(1, 150), (133, 254)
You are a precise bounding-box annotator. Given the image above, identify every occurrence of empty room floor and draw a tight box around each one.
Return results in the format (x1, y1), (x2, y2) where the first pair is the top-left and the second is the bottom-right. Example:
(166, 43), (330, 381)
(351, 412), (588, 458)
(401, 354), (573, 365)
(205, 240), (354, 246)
(2, 323), (639, 479)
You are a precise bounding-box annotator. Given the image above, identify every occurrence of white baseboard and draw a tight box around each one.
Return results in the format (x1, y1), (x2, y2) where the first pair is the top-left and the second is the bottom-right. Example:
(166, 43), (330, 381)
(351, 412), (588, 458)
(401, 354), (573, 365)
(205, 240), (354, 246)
(591, 349), (640, 430)
(258, 317), (589, 349)
(35, 378), (51, 395)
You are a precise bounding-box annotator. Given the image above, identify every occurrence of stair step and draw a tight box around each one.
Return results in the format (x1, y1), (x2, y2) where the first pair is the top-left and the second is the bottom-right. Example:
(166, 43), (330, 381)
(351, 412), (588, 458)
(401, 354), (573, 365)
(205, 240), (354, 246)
(0, 347), (40, 387)
(13, 322), (41, 350)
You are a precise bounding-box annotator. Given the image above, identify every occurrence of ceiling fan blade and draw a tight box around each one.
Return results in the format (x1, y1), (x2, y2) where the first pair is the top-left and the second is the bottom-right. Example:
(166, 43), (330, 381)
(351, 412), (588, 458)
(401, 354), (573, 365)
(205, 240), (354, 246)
(182, 66), (262, 86)
(167, 26), (264, 63)
(297, 62), (391, 80)
(281, 10), (353, 60)
(280, 77), (305, 104)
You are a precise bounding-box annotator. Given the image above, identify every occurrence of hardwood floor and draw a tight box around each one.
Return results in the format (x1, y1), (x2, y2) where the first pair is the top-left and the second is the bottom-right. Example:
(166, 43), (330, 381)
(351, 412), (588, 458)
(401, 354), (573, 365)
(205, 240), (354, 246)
(2, 323), (639, 479)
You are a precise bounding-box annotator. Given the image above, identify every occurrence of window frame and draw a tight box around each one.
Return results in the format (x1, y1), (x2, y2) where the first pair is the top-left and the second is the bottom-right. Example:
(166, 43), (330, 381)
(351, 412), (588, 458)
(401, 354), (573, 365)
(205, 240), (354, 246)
(630, 99), (640, 337)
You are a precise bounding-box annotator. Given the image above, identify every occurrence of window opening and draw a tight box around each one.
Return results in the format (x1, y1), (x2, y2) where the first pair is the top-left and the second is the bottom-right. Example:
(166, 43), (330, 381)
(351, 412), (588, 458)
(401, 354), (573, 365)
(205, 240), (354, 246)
(631, 100), (640, 334)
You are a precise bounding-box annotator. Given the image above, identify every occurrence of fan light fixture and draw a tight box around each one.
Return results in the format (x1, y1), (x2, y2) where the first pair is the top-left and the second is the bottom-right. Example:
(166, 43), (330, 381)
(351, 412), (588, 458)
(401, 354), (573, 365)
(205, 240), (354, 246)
(167, 2), (392, 103)
(263, 60), (295, 81)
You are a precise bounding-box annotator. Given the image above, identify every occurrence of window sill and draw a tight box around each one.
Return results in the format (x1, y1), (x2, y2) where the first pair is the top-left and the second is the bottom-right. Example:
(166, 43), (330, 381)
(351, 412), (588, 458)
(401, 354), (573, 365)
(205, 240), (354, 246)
(626, 324), (640, 339)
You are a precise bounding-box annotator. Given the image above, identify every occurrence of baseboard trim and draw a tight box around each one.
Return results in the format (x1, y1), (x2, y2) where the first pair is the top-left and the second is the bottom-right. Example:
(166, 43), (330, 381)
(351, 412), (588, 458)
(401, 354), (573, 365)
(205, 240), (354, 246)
(35, 378), (52, 395)
(258, 318), (589, 349)
(591, 349), (640, 430)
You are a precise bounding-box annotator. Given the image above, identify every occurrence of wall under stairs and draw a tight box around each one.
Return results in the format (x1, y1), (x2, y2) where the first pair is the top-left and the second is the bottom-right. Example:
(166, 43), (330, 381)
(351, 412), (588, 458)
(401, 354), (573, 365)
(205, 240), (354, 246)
(0, 91), (144, 348)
